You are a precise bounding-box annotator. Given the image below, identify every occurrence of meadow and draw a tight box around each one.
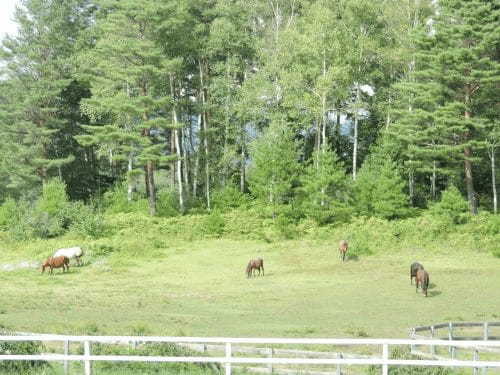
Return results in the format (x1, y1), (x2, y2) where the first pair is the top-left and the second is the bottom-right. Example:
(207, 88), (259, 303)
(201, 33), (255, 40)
(0, 211), (499, 374)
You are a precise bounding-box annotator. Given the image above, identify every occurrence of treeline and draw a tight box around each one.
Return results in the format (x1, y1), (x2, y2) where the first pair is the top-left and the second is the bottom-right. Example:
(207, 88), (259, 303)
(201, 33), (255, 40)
(0, 0), (498, 223)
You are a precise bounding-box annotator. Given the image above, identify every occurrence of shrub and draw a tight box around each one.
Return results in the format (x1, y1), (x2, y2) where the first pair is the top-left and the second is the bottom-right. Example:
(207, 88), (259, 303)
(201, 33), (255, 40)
(68, 202), (105, 238)
(201, 211), (225, 237)
(156, 190), (179, 217)
(0, 331), (49, 374)
(212, 186), (251, 211)
(102, 182), (148, 214)
(0, 198), (17, 230)
(429, 185), (469, 224)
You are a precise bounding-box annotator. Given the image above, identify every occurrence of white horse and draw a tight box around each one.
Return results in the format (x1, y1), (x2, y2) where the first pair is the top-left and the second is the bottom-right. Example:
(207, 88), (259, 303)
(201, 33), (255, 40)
(53, 246), (84, 266)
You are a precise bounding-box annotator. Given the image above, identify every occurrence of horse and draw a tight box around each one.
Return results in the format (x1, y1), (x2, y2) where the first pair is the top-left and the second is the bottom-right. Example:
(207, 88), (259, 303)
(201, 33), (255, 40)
(53, 246), (84, 266)
(246, 258), (264, 278)
(410, 262), (424, 284)
(41, 256), (70, 274)
(416, 269), (429, 297)
(339, 240), (348, 262)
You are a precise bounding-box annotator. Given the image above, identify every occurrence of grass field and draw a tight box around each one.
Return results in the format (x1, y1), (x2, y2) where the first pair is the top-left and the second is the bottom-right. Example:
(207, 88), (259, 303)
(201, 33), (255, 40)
(0, 212), (498, 374)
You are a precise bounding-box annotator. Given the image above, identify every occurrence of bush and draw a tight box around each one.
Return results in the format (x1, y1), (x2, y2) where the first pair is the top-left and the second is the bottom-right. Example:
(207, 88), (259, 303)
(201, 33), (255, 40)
(67, 202), (105, 238)
(200, 211), (225, 237)
(212, 186), (251, 211)
(0, 331), (49, 374)
(102, 182), (148, 214)
(429, 185), (469, 224)
(156, 190), (180, 217)
(0, 198), (17, 230)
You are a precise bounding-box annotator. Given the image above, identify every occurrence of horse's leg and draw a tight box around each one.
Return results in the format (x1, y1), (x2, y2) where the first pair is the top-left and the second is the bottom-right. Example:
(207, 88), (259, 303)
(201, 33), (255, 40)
(262, 265), (264, 276)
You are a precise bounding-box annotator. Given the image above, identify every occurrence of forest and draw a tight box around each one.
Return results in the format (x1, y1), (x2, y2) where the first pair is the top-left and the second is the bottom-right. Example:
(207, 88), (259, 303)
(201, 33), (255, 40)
(0, 0), (499, 238)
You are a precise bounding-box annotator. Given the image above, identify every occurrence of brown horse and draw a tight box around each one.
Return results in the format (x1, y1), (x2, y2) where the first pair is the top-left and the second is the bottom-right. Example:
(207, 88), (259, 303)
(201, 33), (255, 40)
(416, 269), (429, 297)
(41, 256), (70, 274)
(410, 262), (424, 284)
(339, 240), (348, 262)
(246, 258), (264, 278)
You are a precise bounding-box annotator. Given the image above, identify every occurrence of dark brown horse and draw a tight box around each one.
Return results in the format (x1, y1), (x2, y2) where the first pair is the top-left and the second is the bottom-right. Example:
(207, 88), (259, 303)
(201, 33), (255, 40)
(410, 262), (424, 284)
(416, 269), (429, 297)
(41, 256), (69, 274)
(339, 240), (348, 262)
(246, 258), (264, 278)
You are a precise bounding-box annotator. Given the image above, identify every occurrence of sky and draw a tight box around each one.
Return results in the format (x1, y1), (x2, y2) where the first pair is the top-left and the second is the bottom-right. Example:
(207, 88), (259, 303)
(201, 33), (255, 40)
(0, 0), (20, 40)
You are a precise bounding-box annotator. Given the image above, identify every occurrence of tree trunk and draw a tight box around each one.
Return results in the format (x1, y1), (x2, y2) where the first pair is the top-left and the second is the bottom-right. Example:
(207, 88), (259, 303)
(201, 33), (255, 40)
(431, 161), (437, 201)
(170, 74), (184, 213)
(127, 154), (133, 202)
(492, 149), (497, 214)
(409, 169), (415, 206)
(240, 147), (246, 193)
(146, 159), (156, 216)
(464, 104), (478, 215)
(352, 86), (360, 180)
(199, 59), (210, 210)
(181, 127), (190, 197)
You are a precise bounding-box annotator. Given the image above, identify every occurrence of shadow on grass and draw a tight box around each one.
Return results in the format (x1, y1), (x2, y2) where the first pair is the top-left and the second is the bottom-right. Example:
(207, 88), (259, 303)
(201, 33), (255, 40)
(427, 290), (441, 298)
(346, 254), (360, 262)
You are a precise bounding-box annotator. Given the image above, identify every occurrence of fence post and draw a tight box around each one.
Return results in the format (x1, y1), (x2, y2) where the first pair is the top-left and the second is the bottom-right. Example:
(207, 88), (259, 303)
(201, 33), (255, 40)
(266, 347), (273, 374)
(430, 326), (436, 356)
(63, 340), (69, 375)
(448, 322), (453, 353)
(473, 349), (479, 375)
(84, 340), (92, 375)
(225, 342), (232, 375)
(483, 322), (489, 340)
(382, 343), (389, 375)
(336, 352), (342, 375)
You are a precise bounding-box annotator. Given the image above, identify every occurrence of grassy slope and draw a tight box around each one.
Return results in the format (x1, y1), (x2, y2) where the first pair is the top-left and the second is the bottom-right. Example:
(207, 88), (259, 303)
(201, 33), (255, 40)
(0, 212), (499, 339)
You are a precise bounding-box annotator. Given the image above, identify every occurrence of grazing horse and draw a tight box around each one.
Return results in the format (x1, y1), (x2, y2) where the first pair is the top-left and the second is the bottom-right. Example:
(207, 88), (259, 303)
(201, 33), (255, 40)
(416, 269), (429, 297)
(339, 240), (348, 262)
(410, 262), (424, 285)
(246, 258), (264, 278)
(41, 256), (70, 274)
(53, 246), (84, 266)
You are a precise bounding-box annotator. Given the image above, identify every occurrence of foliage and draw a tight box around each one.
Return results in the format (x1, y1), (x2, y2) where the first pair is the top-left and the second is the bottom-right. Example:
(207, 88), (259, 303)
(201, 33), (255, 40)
(429, 185), (469, 224)
(156, 190), (180, 218)
(0, 331), (49, 374)
(354, 155), (410, 219)
(200, 210), (226, 238)
(102, 182), (149, 215)
(299, 148), (351, 225)
(212, 186), (251, 212)
(248, 120), (301, 214)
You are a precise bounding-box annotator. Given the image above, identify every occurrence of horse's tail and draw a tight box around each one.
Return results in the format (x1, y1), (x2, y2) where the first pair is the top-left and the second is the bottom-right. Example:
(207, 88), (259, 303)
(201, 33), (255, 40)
(260, 258), (264, 275)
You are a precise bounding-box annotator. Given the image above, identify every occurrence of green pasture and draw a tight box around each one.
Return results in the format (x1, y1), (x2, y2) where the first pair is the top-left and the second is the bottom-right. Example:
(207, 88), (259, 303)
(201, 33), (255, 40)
(0, 214), (498, 339)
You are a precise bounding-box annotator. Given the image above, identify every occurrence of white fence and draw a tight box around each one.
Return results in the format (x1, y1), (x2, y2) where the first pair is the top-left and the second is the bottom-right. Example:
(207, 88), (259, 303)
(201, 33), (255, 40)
(1, 335), (500, 375)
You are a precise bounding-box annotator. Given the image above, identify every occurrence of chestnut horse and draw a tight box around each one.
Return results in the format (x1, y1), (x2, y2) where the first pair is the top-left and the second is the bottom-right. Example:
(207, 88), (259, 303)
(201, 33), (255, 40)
(339, 240), (348, 262)
(41, 256), (69, 274)
(416, 269), (429, 297)
(246, 258), (264, 278)
(410, 262), (424, 284)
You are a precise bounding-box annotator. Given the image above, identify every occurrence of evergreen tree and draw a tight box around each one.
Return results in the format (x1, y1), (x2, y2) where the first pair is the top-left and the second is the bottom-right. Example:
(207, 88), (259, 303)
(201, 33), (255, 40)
(0, 0), (94, 198)
(390, 0), (500, 214)
(248, 119), (300, 216)
(299, 148), (350, 224)
(354, 153), (409, 219)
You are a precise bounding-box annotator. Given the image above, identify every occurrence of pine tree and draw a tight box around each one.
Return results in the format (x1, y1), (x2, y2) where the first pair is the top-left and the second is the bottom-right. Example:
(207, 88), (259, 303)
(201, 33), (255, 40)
(0, 0), (94, 197)
(248, 119), (301, 216)
(299, 148), (350, 224)
(390, 0), (500, 214)
(354, 153), (409, 219)
(77, 0), (172, 216)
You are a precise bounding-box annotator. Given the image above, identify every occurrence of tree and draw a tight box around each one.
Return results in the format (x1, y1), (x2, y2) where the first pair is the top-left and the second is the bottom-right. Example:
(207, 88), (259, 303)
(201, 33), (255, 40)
(391, 0), (499, 214)
(0, 0), (94, 198)
(248, 119), (300, 216)
(78, 0), (172, 216)
(354, 152), (409, 219)
(299, 147), (350, 224)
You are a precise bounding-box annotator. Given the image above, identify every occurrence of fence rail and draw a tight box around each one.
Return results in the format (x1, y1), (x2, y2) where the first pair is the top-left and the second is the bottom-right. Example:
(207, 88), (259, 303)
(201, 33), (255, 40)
(1, 335), (500, 375)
